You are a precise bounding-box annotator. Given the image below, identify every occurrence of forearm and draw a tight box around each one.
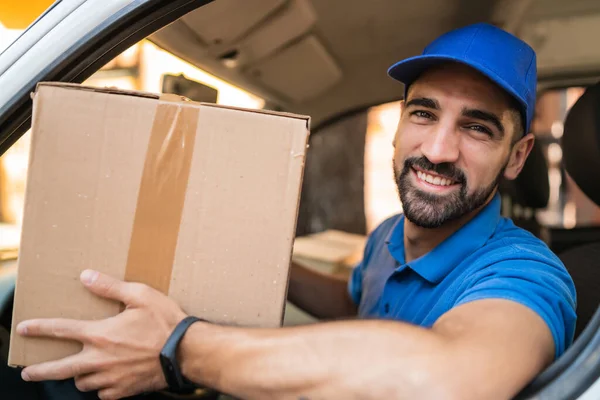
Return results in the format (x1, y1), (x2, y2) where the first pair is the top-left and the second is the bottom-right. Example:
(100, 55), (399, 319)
(287, 262), (357, 319)
(179, 319), (449, 400)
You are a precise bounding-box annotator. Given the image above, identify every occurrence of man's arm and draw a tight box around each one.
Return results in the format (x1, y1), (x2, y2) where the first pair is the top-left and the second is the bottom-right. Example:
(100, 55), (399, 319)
(287, 262), (357, 319)
(180, 298), (553, 400)
(18, 272), (554, 400)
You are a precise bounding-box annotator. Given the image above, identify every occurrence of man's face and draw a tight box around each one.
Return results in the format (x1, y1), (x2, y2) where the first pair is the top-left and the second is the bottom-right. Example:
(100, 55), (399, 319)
(393, 63), (531, 228)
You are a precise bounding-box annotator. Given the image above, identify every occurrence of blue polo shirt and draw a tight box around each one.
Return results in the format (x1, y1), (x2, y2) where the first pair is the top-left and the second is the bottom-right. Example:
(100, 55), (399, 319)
(348, 193), (577, 359)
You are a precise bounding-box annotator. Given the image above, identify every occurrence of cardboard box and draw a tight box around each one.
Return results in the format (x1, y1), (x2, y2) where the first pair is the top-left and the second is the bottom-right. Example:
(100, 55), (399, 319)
(9, 82), (310, 367)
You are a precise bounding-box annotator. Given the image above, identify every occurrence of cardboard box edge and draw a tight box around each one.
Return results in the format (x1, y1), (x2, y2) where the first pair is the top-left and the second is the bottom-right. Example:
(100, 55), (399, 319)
(279, 123), (311, 325)
(35, 82), (160, 100)
(34, 83), (312, 129)
(7, 87), (47, 368)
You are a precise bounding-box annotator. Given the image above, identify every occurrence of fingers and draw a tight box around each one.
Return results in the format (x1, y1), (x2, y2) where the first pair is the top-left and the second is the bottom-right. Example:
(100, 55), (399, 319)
(17, 318), (89, 342)
(97, 388), (121, 400)
(81, 269), (157, 307)
(22, 354), (95, 381)
(80, 270), (127, 302)
(80, 270), (137, 306)
(97, 381), (156, 400)
(74, 372), (112, 392)
(75, 369), (167, 398)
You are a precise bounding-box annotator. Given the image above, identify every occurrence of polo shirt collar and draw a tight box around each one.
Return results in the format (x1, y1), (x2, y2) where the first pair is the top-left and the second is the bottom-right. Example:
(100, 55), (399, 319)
(385, 192), (501, 283)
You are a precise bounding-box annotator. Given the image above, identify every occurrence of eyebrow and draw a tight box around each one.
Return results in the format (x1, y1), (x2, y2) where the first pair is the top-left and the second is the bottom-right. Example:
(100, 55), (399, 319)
(405, 97), (440, 110)
(462, 108), (505, 137)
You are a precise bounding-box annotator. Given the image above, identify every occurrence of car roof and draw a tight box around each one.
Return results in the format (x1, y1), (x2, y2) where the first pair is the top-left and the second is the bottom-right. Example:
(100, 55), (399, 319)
(149, 0), (600, 128)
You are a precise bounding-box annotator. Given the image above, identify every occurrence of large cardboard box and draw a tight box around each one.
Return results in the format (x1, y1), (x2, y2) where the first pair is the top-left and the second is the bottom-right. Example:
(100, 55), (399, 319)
(9, 83), (310, 367)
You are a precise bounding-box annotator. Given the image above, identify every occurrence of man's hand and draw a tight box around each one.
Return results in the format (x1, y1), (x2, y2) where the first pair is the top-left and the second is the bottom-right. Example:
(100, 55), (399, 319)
(17, 270), (187, 400)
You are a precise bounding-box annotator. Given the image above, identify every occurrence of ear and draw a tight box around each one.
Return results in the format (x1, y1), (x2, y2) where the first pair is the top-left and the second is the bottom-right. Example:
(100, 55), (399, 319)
(503, 133), (535, 180)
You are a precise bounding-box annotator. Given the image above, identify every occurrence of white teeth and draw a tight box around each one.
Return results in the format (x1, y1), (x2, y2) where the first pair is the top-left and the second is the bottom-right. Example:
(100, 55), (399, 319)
(416, 170), (454, 187)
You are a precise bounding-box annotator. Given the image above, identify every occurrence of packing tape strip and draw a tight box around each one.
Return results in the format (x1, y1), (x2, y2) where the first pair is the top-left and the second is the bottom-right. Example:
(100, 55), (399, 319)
(123, 100), (199, 295)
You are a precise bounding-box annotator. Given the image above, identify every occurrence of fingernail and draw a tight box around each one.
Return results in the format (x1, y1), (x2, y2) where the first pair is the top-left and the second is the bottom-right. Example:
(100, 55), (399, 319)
(81, 270), (98, 285)
(21, 370), (30, 381)
(17, 323), (28, 335)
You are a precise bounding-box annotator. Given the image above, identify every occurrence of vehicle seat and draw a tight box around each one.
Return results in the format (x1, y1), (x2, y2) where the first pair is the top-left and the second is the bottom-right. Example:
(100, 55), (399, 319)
(499, 138), (550, 239)
(557, 81), (600, 340)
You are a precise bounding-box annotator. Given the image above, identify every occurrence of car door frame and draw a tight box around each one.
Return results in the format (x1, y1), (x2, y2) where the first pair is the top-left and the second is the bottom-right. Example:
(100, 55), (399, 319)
(1, 1), (600, 399)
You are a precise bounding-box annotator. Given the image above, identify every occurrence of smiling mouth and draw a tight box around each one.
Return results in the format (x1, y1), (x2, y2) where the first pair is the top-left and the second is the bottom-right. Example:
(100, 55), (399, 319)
(413, 168), (459, 187)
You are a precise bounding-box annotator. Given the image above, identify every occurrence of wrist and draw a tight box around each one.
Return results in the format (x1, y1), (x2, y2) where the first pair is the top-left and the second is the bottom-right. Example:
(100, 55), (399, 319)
(160, 316), (203, 392)
(177, 321), (214, 386)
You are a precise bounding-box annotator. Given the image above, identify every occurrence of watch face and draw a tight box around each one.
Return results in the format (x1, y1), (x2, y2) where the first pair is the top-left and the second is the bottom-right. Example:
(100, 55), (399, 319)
(159, 352), (179, 389)
(160, 316), (203, 392)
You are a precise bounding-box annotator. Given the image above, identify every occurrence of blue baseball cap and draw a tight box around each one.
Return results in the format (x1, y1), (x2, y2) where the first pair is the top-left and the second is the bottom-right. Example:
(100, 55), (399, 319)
(388, 23), (537, 133)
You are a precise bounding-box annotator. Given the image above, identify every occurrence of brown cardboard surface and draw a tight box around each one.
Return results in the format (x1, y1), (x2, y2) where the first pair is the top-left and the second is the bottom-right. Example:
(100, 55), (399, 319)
(124, 102), (199, 295)
(9, 82), (309, 367)
(293, 230), (366, 264)
(292, 230), (366, 277)
(36, 81), (161, 99)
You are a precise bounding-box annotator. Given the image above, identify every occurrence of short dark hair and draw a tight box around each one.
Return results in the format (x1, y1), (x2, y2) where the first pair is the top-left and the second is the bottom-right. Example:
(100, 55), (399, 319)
(507, 95), (526, 143)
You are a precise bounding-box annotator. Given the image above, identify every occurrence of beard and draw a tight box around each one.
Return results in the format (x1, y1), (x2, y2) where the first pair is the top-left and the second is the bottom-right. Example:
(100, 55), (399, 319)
(394, 156), (506, 229)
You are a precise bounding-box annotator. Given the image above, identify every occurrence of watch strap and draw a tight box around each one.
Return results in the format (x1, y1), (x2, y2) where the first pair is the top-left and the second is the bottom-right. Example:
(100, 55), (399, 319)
(159, 316), (203, 392)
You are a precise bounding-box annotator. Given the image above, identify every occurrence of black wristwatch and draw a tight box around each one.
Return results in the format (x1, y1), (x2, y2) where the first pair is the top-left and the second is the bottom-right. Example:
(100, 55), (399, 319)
(159, 316), (204, 393)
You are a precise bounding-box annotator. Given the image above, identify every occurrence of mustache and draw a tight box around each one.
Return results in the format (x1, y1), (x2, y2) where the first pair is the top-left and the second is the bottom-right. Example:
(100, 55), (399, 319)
(403, 157), (466, 183)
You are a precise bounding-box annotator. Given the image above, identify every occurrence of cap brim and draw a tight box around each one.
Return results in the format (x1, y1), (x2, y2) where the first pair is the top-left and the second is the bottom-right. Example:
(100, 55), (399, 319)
(387, 55), (527, 122)
(387, 55), (470, 86)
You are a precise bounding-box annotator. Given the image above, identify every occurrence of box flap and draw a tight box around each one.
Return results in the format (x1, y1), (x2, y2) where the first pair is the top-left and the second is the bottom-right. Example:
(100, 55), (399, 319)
(199, 102), (311, 128)
(35, 82), (311, 129)
(35, 82), (160, 100)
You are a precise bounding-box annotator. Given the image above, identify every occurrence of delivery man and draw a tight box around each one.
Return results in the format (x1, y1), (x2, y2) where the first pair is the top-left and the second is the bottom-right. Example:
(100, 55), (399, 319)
(15, 23), (576, 400)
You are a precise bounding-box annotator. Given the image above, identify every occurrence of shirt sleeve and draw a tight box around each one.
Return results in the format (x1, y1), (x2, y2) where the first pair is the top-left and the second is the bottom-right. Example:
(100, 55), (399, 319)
(454, 257), (577, 360)
(347, 224), (381, 306)
(348, 258), (364, 306)
(347, 214), (402, 308)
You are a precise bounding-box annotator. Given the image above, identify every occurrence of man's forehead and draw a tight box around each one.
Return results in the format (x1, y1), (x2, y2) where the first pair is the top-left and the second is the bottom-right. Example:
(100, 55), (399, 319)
(406, 63), (512, 109)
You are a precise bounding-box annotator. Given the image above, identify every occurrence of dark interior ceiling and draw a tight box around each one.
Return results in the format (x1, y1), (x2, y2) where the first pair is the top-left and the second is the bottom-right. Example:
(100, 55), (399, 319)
(149, 0), (600, 127)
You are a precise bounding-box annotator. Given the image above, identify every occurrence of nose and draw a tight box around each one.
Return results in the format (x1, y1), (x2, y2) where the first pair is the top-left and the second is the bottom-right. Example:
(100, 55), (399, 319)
(420, 124), (460, 165)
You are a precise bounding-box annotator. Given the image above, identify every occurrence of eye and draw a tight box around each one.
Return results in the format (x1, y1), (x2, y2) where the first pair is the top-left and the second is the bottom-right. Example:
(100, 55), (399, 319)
(466, 124), (493, 137)
(410, 110), (435, 120)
